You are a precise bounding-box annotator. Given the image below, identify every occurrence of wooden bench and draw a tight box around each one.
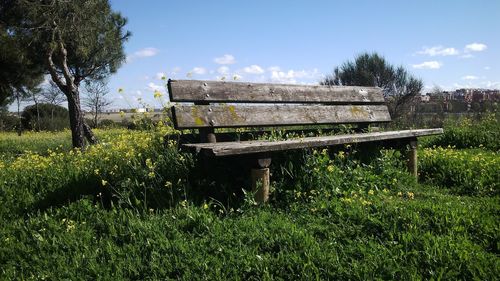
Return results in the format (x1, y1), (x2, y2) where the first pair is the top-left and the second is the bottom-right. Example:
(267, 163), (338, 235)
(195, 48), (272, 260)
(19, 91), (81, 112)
(168, 79), (443, 203)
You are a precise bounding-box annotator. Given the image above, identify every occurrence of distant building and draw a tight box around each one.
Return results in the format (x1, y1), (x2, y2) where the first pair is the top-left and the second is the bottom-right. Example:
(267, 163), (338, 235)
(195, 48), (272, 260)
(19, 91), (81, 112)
(420, 95), (430, 102)
(425, 88), (500, 103)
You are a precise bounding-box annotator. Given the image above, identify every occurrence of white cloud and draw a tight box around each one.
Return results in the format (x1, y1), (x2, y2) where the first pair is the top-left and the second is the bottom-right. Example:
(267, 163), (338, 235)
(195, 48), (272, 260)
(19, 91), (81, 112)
(465, 43), (487, 52)
(243, 65), (265, 74)
(412, 61), (442, 69)
(217, 66), (229, 75)
(127, 47), (159, 62)
(135, 48), (159, 57)
(191, 67), (207, 75)
(267, 66), (281, 72)
(214, 54), (236, 65)
(462, 75), (478, 80)
(416, 46), (459, 56)
(147, 82), (164, 92)
(451, 80), (500, 90)
(269, 68), (320, 84)
(483, 81), (500, 89)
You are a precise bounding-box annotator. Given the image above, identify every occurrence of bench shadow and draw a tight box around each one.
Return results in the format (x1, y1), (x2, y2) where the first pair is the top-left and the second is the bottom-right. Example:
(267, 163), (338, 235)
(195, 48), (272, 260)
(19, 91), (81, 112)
(31, 177), (111, 213)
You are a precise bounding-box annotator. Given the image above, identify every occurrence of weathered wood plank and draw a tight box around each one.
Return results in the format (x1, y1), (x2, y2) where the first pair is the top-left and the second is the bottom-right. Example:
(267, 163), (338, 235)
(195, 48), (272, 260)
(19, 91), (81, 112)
(183, 129), (444, 156)
(172, 104), (391, 129)
(168, 79), (385, 104)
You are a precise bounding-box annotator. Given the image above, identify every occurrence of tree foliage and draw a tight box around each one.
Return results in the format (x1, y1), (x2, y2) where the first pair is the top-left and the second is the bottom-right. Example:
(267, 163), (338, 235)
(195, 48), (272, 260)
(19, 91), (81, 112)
(0, 20), (44, 108)
(321, 53), (423, 118)
(1, 0), (130, 147)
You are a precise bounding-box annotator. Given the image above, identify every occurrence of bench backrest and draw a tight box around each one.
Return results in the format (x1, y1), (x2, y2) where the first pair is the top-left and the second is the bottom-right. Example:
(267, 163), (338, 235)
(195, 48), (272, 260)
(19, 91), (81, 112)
(168, 79), (391, 130)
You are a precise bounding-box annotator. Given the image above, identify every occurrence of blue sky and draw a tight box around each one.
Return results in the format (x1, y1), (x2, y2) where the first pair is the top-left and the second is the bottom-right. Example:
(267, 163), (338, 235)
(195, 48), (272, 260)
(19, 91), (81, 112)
(106, 0), (499, 109)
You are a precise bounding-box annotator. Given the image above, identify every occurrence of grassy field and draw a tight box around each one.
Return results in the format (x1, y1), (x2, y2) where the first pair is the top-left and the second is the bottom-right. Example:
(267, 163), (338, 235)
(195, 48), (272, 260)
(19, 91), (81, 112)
(0, 115), (499, 279)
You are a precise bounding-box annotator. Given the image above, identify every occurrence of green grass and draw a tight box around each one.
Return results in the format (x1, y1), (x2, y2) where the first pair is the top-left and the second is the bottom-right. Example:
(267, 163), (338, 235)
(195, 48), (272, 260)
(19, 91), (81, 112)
(0, 129), (128, 160)
(1, 186), (498, 280)
(0, 130), (72, 160)
(0, 119), (499, 279)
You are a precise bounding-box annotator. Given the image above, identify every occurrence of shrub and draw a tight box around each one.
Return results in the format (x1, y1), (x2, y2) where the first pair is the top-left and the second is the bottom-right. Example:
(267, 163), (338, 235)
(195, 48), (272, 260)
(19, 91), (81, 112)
(271, 147), (417, 206)
(420, 147), (499, 196)
(98, 119), (119, 128)
(423, 112), (499, 151)
(21, 103), (69, 131)
(0, 111), (18, 131)
(0, 125), (192, 219)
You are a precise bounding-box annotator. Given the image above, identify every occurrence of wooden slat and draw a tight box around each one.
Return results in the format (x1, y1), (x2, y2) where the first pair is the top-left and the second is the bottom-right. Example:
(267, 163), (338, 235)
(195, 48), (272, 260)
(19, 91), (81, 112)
(168, 79), (385, 104)
(183, 129), (444, 156)
(172, 104), (391, 129)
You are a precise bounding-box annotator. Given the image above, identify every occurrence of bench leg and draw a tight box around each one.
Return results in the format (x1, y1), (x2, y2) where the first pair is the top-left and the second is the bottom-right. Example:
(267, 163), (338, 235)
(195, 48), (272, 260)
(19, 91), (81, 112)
(199, 127), (216, 143)
(251, 157), (271, 204)
(406, 139), (418, 181)
(251, 168), (270, 203)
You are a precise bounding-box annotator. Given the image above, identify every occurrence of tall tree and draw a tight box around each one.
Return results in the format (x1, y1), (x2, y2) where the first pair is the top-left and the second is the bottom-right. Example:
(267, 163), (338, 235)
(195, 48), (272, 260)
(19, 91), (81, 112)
(83, 80), (112, 128)
(1, 0), (130, 148)
(28, 86), (42, 131)
(0, 9), (44, 110)
(321, 53), (423, 119)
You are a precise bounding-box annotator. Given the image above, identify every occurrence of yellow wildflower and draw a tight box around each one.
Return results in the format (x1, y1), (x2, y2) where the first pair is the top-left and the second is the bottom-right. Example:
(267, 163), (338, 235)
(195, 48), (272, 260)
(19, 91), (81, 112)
(361, 200), (372, 206)
(407, 192), (414, 200)
(154, 90), (163, 99)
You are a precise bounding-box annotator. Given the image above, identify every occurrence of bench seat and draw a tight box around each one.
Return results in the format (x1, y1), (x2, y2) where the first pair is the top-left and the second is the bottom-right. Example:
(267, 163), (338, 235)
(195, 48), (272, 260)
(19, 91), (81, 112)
(184, 128), (443, 157)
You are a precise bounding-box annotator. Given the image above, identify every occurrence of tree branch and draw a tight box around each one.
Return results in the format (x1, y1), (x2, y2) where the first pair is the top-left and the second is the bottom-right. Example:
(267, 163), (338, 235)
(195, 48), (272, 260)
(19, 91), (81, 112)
(56, 32), (75, 90)
(46, 47), (66, 91)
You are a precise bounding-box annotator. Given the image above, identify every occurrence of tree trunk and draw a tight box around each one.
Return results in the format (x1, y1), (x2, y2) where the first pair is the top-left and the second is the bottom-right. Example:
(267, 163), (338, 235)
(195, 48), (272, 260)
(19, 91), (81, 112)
(93, 102), (98, 128)
(51, 108), (55, 129)
(83, 122), (98, 144)
(35, 101), (40, 131)
(66, 90), (86, 148)
(65, 88), (99, 148)
(16, 94), (22, 136)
